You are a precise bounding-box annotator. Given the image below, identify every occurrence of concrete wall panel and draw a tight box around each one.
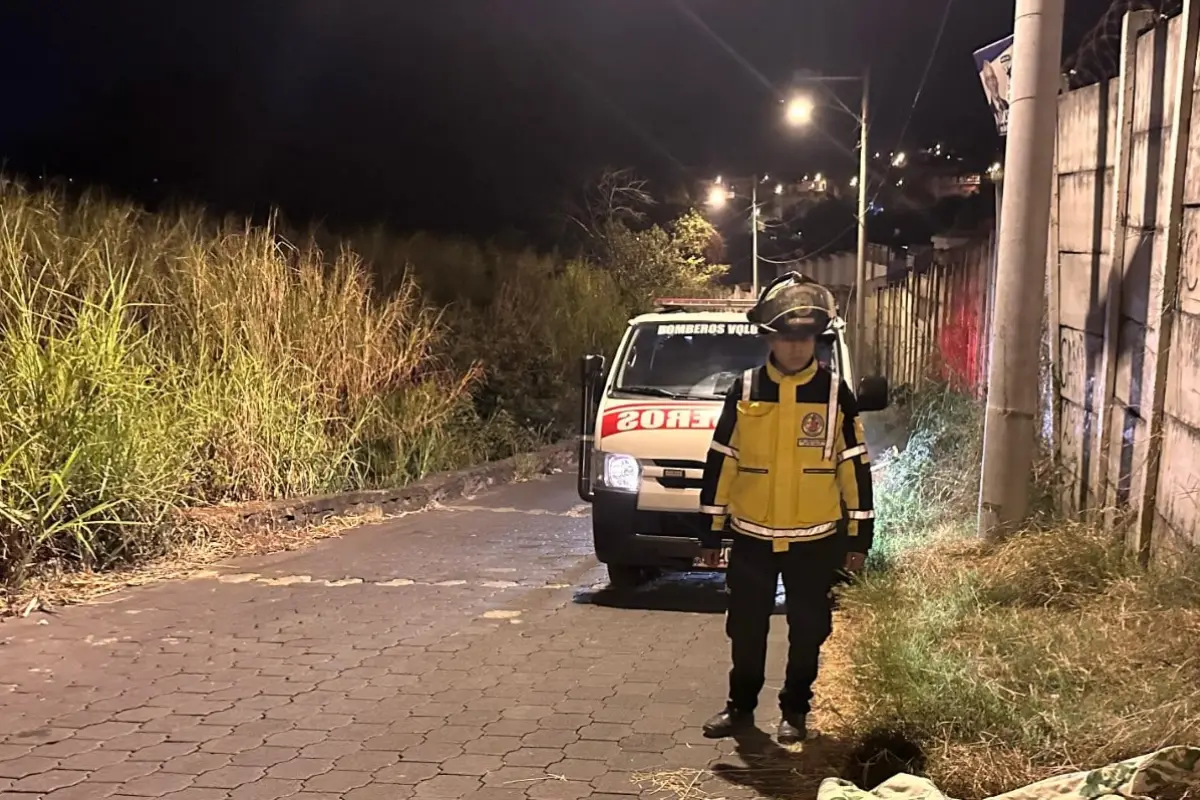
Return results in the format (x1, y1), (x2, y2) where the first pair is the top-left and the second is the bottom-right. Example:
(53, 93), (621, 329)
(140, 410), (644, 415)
(1058, 170), (1113, 255)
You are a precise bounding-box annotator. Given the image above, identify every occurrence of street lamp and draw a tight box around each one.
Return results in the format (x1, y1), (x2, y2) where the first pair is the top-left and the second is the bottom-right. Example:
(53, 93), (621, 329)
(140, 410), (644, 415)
(705, 178), (768, 292)
(707, 184), (728, 210)
(785, 96), (815, 126)
(785, 70), (871, 379)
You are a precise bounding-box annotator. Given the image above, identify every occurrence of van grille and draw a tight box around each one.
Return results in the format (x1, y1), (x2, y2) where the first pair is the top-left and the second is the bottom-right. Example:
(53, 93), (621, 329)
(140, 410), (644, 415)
(651, 458), (705, 490)
(652, 459), (706, 470)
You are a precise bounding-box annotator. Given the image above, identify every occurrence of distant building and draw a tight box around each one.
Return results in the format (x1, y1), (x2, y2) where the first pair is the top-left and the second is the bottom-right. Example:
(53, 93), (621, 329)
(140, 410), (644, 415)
(926, 172), (983, 200)
(909, 143), (985, 201)
(762, 242), (893, 288)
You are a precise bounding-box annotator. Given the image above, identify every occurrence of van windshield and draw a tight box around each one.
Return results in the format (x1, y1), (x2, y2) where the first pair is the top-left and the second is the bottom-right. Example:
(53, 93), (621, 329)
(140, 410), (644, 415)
(613, 321), (838, 401)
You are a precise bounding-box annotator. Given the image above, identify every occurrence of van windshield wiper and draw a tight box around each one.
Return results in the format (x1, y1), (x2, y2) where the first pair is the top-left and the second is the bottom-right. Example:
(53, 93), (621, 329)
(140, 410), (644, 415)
(616, 386), (692, 400)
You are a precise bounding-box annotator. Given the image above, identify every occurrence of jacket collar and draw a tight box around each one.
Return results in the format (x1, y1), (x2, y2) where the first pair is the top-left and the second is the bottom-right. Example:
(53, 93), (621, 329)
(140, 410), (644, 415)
(766, 355), (818, 386)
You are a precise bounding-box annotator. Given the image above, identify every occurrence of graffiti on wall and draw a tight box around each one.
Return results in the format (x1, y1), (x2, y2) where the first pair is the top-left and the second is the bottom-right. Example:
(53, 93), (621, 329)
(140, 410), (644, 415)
(870, 241), (993, 396)
(937, 258), (988, 395)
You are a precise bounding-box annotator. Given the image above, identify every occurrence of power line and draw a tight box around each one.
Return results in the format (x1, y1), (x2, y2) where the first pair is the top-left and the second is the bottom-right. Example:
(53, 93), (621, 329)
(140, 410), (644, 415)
(671, 0), (781, 98)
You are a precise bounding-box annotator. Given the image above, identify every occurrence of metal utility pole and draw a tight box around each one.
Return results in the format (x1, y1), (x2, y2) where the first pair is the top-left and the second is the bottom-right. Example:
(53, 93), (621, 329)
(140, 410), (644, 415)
(854, 68), (870, 380)
(785, 70), (869, 360)
(978, 0), (1065, 540)
(751, 176), (760, 295)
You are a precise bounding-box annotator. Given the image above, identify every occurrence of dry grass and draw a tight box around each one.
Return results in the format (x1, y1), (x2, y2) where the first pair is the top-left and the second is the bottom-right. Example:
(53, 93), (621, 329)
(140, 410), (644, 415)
(840, 388), (1200, 799)
(847, 530), (1200, 798)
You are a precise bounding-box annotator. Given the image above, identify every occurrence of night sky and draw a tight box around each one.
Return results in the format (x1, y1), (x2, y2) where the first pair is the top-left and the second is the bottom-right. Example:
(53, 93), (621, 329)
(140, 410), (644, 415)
(0, 0), (1111, 239)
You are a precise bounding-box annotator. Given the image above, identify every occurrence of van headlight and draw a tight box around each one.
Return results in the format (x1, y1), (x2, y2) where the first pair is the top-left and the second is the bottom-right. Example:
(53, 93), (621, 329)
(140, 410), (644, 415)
(601, 453), (641, 492)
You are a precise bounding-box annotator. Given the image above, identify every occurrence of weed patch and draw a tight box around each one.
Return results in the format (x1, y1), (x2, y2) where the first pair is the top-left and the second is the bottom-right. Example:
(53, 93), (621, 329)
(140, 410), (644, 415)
(843, 388), (1200, 799)
(868, 389), (983, 568)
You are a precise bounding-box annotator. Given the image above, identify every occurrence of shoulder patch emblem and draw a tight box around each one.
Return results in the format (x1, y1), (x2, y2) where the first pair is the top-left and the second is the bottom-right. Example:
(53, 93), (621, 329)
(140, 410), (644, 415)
(801, 412), (825, 438)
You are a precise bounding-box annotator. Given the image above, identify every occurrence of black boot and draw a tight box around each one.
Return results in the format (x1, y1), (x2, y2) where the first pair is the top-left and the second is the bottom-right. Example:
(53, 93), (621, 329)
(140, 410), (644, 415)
(702, 706), (753, 739)
(776, 714), (807, 744)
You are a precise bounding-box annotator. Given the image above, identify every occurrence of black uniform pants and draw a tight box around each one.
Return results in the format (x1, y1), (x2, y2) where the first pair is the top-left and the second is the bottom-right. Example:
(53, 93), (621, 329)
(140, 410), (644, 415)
(724, 533), (842, 717)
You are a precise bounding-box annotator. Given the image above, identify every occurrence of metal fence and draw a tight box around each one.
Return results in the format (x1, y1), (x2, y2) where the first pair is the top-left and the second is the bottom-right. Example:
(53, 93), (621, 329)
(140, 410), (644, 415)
(863, 237), (996, 396)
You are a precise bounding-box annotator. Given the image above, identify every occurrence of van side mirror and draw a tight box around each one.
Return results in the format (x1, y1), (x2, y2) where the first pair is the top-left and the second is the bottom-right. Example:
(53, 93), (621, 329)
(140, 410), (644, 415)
(856, 375), (889, 413)
(578, 354), (607, 503)
(581, 354), (606, 402)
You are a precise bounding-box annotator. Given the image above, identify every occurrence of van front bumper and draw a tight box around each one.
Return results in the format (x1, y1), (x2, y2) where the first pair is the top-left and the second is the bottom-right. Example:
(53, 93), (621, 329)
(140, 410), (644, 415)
(591, 488), (731, 568)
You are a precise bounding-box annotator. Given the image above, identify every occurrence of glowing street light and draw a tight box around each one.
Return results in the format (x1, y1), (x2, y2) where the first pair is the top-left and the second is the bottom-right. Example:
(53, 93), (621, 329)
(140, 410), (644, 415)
(775, 183), (784, 195)
(781, 69), (871, 378)
(891, 151), (907, 167)
(785, 96), (815, 126)
(707, 185), (728, 209)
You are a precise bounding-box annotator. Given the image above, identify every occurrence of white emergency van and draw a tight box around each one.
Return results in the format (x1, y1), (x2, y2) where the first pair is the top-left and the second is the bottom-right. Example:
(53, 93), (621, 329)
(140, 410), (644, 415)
(576, 292), (889, 589)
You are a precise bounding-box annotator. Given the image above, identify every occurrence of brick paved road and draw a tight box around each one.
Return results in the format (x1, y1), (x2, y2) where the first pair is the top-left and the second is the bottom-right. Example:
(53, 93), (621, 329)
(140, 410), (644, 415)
(0, 475), (856, 800)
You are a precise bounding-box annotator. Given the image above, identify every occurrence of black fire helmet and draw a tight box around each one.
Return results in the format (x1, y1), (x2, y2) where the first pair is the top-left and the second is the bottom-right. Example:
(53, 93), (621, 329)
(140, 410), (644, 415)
(746, 271), (837, 338)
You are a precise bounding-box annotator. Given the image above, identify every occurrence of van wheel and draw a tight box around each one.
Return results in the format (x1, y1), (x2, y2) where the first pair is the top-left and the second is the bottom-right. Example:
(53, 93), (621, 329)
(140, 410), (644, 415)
(607, 565), (658, 590)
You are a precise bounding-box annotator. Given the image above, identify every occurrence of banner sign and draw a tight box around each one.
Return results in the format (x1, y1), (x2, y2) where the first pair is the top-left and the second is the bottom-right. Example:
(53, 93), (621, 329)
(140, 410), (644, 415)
(974, 35), (1013, 136)
(656, 323), (757, 336)
(600, 404), (720, 438)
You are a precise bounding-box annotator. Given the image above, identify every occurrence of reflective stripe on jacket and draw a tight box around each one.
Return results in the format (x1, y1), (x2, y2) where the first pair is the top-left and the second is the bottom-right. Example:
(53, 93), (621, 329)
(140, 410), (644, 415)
(698, 357), (875, 553)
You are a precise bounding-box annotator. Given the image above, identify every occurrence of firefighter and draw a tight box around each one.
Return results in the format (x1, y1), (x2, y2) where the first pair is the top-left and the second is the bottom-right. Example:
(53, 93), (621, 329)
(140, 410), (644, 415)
(697, 272), (875, 743)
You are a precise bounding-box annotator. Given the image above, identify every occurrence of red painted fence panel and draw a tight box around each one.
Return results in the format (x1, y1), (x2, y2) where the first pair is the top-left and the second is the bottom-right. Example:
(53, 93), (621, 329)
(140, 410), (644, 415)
(873, 239), (994, 397)
(938, 259), (986, 394)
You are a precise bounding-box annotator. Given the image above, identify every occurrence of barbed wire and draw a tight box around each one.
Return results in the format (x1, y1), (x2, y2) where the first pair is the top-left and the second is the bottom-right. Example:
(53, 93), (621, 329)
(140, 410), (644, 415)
(1063, 0), (1181, 89)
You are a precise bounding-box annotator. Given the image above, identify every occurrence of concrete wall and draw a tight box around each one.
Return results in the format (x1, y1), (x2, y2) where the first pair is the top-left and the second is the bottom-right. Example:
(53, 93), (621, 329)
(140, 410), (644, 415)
(1048, 14), (1200, 552)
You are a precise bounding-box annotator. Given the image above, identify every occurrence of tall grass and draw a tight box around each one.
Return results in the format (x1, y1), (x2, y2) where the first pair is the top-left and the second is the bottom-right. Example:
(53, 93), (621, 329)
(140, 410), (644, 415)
(843, 386), (1200, 799)
(867, 388), (983, 568)
(2, 176), (716, 587)
(0, 184), (487, 583)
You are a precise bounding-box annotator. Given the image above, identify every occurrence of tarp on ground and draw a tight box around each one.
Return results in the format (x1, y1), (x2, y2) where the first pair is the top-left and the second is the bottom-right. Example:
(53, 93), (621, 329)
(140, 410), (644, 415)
(818, 746), (1200, 800)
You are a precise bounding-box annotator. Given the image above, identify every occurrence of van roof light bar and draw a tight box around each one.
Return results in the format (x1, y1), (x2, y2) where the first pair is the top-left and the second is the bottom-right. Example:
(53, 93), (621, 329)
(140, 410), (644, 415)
(653, 297), (757, 312)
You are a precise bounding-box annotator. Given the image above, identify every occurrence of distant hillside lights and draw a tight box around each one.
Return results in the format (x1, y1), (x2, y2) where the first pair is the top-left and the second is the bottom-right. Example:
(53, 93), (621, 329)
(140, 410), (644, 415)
(702, 174), (831, 206)
(702, 146), (986, 208)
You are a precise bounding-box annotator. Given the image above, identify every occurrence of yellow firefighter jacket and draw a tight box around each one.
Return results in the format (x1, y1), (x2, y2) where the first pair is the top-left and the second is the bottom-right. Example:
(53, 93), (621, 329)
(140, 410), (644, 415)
(698, 357), (875, 552)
